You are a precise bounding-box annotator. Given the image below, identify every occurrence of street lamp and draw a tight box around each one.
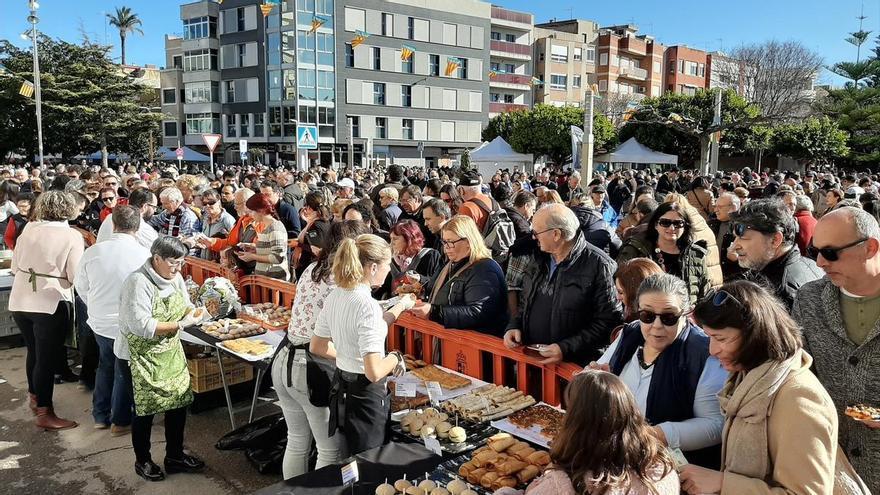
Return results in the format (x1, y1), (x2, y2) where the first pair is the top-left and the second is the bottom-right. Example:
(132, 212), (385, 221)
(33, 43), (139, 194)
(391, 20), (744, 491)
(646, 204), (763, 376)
(27, 0), (45, 169)
(581, 84), (598, 182)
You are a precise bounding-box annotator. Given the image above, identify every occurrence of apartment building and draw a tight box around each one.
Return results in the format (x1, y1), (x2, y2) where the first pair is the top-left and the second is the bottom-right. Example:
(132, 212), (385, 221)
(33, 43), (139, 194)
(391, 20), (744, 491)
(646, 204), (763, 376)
(160, 35), (185, 149)
(337, 0), (490, 167)
(595, 24), (664, 102)
(533, 19), (598, 108)
(664, 45), (708, 95)
(488, 6), (533, 116)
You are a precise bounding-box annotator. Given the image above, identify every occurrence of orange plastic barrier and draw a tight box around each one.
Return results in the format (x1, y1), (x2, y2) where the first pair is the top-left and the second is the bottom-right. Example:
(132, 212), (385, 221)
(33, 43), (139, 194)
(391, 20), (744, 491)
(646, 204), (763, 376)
(238, 275), (297, 307)
(182, 257), (236, 286)
(389, 313), (582, 405)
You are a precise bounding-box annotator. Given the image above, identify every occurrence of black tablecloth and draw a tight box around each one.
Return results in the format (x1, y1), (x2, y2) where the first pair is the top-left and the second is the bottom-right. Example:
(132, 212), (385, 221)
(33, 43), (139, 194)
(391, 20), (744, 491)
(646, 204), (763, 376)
(253, 442), (444, 495)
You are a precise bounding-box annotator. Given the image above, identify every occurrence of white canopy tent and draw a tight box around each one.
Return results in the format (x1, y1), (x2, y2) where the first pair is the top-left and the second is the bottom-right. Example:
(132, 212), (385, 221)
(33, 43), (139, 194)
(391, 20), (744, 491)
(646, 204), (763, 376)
(469, 136), (534, 178)
(594, 137), (678, 165)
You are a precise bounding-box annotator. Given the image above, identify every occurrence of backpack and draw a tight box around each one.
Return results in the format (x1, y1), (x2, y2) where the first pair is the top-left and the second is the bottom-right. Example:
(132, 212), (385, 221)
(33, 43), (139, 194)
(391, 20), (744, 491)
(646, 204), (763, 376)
(471, 198), (516, 264)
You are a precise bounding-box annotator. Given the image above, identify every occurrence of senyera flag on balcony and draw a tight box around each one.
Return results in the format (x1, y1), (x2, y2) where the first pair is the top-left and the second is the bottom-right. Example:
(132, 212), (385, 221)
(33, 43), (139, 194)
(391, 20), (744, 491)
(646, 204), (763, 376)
(259, 2), (274, 16)
(444, 57), (461, 77)
(529, 77), (544, 87)
(351, 30), (370, 49)
(309, 15), (330, 33)
(488, 68), (507, 79)
(401, 44), (416, 62)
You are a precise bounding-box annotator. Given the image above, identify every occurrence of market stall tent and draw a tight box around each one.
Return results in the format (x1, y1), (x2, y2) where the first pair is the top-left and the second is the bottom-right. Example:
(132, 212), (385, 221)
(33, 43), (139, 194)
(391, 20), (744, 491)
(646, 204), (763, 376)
(470, 136), (535, 178)
(594, 137), (678, 165)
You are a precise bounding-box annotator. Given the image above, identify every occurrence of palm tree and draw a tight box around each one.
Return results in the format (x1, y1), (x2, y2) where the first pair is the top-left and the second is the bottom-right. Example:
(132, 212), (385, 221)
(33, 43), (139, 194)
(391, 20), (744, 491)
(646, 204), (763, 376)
(106, 6), (144, 65)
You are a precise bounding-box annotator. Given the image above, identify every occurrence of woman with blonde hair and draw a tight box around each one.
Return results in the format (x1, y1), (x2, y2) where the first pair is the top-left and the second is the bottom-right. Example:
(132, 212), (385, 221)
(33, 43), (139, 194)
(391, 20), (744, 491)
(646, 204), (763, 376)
(410, 215), (508, 335)
(310, 234), (414, 456)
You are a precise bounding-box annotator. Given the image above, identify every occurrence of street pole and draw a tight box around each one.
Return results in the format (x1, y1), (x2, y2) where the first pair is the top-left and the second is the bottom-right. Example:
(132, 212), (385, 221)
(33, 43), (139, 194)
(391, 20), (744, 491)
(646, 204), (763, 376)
(709, 88), (722, 175)
(210, 150), (214, 176)
(347, 117), (354, 169)
(581, 86), (595, 182)
(28, 0), (44, 168)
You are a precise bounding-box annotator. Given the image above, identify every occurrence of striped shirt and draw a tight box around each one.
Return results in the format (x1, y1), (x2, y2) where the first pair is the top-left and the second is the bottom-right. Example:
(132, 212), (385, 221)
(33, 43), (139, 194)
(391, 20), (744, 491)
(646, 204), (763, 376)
(314, 284), (386, 374)
(254, 219), (290, 280)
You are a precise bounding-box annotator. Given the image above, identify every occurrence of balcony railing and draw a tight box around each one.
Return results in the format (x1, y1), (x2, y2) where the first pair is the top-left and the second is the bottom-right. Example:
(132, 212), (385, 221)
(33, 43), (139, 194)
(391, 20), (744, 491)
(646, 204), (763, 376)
(490, 40), (532, 56)
(489, 102), (530, 114)
(491, 6), (533, 25)
(490, 73), (532, 86)
(619, 66), (648, 80)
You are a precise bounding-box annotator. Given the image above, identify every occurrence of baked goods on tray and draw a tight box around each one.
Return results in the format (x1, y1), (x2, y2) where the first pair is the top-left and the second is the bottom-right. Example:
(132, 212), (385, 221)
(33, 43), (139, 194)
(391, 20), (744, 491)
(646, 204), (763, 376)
(389, 381), (431, 412)
(199, 318), (264, 340)
(456, 433), (549, 491)
(410, 365), (471, 390)
(507, 404), (565, 440)
(442, 384), (536, 422)
(222, 338), (272, 356)
(845, 404), (880, 421)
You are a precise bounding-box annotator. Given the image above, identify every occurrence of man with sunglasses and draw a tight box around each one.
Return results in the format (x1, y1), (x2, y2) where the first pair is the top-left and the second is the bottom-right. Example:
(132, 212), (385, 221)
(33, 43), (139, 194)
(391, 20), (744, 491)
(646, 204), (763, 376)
(729, 198), (822, 310)
(792, 207), (880, 492)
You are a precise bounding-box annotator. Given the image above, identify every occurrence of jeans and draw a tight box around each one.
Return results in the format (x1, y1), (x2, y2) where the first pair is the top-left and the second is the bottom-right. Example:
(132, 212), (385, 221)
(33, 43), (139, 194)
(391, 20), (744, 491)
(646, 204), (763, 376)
(271, 347), (346, 479)
(12, 302), (73, 408)
(92, 334), (133, 426)
(75, 295), (98, 387)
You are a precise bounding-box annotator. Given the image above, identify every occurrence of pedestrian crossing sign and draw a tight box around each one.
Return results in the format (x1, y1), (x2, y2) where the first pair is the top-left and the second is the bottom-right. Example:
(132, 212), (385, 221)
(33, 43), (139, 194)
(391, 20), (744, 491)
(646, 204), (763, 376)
(297, 126), (318, 150)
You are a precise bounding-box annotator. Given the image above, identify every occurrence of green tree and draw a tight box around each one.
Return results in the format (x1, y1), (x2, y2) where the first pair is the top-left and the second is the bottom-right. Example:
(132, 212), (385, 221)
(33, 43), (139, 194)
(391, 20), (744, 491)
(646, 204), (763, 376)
(770, 116), (849, 164)
(820, 86), (880, 167)
(482, 110), (525, 143)
(106, 6), (144, 65)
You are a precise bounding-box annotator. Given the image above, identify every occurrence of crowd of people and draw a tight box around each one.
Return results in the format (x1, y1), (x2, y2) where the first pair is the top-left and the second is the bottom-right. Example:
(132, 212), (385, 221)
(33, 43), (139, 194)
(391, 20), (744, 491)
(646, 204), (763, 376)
(2, 159), (879, 494)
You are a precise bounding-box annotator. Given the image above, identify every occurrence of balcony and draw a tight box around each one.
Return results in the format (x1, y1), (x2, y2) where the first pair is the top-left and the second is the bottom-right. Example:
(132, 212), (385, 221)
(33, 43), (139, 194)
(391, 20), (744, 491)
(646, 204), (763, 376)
(490, 73), (533, 88)
(619, 36), (647, 56)
(491, 6), (533, 31)
(619, 66), (648, 80)
(489, 102), (530, 114)
(490, 40), (532, 60)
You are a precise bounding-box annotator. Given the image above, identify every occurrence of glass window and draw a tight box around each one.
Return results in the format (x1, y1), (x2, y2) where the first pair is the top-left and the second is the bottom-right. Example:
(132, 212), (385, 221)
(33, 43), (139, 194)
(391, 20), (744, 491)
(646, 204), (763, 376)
(239, 114), (250, 137)
(402, 118), (413, 140)
(345, 43), (354, 67)
(183, 49), (217, 72)
(373, 47), (381, 70)
(183, 16), (216, 40)
(162, 88), (176, 104)
(382, 13), (393, 36)
(254, 113), (265, 137)
(376, 117), (386, 138)
(172, 55), (182, 69)
(225, 81), (235, 103)
(237, 7), (246, 32)
(401, 85), (412, 107)
(373, 82), (385, 105)
(297, 0), (315, 12)
(226, 114), (237, 137)
(163, 122), (177, 137)
(317, 70), (335, 101)
(318, 107), (335, 125)
(237, 44), (247, 67)
(505, 33), (515, 42)
(550, 74), (567, 89)
(269, 106), (282, 136)
(186, 113), (219, 134)
(573, 75), (581, 87)
(298, 68), (316, 99)
(490, 31), (501, 41)
(283, 70), (297, 100)
(283, 106), (297, 137)
(586, 47), (596, 62)
(458, 58), (468, 79)
(350, 116), (360, 138)
(299, 105), (317, 124)
(185, 81), (217, 104)
(490, 93), (500, 102)
(317, 32), (334, 66)
(281, 10), (294, 26)
(490, 62), (500, 71)
(316, 0), (332, 16)
(407, 17), (414, 40)
(504, 94), (514, 103)
(574, 47), (582, 61)
(282, 32), (296, 64)
(268, 33), (281, 66)
(402, 56), (414, 74)
(298, 31), (316, 65)
(504, 63), (515, 73)
(268, 70), (282, 101)
(429, 55), (440, 76)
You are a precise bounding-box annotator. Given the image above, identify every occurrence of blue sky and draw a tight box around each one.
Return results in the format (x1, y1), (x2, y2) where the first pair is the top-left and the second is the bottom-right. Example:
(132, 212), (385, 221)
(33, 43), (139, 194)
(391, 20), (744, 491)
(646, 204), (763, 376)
(1, 0), (877, 85)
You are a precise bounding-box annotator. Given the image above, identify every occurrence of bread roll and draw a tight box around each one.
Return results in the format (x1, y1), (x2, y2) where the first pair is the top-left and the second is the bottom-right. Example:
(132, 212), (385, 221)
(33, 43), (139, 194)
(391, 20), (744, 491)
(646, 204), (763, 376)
(418, 480), (436, 492)
(447, 479), (468, 495)
(489, 436), (516, 452)
(395, 479), (413, 491)
(517, 465), (541, 484)
(496, 459), (527, 476)
(460, 490), (478, 495)
(479, 471), (499, 489)
(511, 447), (536, 462)
(526, 451), (551, 466)
(405, 486), (425, 495)
(466, 468), (487, 485)
(376, 483), (396, 495)
(458, 461), (475, 477)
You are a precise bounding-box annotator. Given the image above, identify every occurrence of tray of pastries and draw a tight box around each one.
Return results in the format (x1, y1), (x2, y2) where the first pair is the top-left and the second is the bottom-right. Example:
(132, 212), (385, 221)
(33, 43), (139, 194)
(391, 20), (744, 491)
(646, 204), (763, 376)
(199, 318), (265, 341)
(392, 407), (497, 454)
(442, 433), (549, 493)
(409, 365), (472, 391)
(490, 403), (565, 448)
(442, 384), (536, 422)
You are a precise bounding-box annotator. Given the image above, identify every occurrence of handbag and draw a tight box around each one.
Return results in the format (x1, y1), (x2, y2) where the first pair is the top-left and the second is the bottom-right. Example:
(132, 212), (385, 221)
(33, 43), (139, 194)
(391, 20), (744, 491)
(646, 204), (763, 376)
(305, 348), (336, 407)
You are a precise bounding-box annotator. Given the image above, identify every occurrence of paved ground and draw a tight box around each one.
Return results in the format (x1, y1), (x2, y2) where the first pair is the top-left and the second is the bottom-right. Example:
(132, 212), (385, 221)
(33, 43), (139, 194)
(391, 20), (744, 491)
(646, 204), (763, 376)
(0, 339), (285, 494)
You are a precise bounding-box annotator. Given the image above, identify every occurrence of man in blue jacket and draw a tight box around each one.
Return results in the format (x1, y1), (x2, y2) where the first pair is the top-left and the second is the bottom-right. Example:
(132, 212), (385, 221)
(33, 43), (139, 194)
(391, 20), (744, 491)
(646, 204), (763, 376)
(259, 180), (301, 238)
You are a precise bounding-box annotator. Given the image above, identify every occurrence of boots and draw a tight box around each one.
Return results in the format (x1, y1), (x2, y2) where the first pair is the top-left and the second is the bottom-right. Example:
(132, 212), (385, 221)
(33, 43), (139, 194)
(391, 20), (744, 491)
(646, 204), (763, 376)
(28, 394), (37, 415)
(35, 407), (78, 431)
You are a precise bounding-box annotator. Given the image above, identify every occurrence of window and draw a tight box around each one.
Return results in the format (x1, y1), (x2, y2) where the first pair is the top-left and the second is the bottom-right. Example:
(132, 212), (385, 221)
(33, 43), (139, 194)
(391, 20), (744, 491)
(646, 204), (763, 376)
(458, 58), (468, 79)
(316, 0), (332, 16)
(239, 114), (250, 137)
(402, 118), (413, 140)
(237, 7), (246, 32)
(297, 0), (315, 12)
(549, 74), (567, 90)
(318, 106), (334, 125)
(402, 55), (414, 74)
(162, 88), (176, 104)
(226, 114), (237, 137)
(408, 17), (415, 40)
(574, 47), (582, 61)
(345, 43), (354, 67)
(401, 85), (412, 107)
(268, 33), (281, 65)
(490, 62), (500, 71)
(237, 44), (247, 68)
(254, 113), (265, 137)
(282, 32), (296, 64)
(504, 63), (515, 74)
(599, 52), (608, 66)
(551, 44), (568, 63)
(317, 70), (334, 100)
(382, 13), (393, 36)
(225, 81), (235, 103)
(268, 70), (282, 100)
(345, 8), (365, 32)
(298, 68), (316, 99)
(184, 16), (216, 40)
(586, 47), (596, 62)
(503, 94), (514, 103)
(373, 47), (381, 70)
(163, 122), (177, 137)
(186, 113), (219, 134)
(269, 106), (282, 136)
(283, 106), (297, 137)
(669, 61), (676, 74)
(598, 80), (607, 91)
(316, 32), (334, 66)
(185, 81), (218, 103)
(505, 33), (516, 43)
(491, 31), (501, 41)
(172, 55), (182, 69)
(283, 70), (296, 99)
(573, 75), (581, 87)
(351, 116), (360, 138)
(490, 93), (500, 102)
(429, 55), (440, 76)
(653, 61), (661, 73)
(299, 105), (317, 124)
(183, 49), (217, 72)
(297, 31), (316, 64)
(373, 82), (386, 105)
(376, 117), (387, 138)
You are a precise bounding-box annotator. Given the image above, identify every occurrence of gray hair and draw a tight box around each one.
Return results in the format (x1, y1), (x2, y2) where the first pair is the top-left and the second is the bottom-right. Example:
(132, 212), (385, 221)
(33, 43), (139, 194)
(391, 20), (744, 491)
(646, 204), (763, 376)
(424, 198), (451, 219)
(379, 187), (398, 201)
(637, 273), (692, 311)
(719, 192), (741, 209)
(150, 236), (189, 259)
(33, 190), (76, 222)
(841, 206), (880, 240)
(794, 195), (813, 213)
(201, 188), (221, 202)
(540, 203), (580, 241)
(112, 205), (141, 233)
(159, 187), (183, 203)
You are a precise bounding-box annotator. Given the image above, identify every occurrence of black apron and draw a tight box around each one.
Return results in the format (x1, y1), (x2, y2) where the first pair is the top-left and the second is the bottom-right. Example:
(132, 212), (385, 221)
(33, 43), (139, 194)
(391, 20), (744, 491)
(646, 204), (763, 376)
(328, 368), (390, 456)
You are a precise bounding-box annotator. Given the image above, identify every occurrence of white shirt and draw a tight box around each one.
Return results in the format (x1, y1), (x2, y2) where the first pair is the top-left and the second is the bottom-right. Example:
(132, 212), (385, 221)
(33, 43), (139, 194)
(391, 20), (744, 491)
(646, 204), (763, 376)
(314, 284), (386, 374)
(96, 213), (158, 250)
(74, 233), (152, 340)
(0, 200), (19, 223)
(598, 332), (727, 451)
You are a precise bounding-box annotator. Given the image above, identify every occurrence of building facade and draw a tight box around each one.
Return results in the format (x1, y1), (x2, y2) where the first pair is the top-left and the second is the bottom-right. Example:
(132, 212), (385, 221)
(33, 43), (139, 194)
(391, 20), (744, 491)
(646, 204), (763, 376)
(533, 19), (598, 108)
(664, 45), (708, 95)
(595, 24), (664, 102)
(160, 34), (185, 149)
(488, 6), (533, 116)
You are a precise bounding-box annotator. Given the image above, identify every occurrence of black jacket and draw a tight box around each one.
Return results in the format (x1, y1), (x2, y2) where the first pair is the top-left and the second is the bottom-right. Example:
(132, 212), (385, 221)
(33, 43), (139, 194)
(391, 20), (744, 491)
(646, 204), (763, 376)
(275, 200), (302, 237)
(508, 232), (623, 363)
(657, 174), (681, 195)
(571, 206), (621, 258)
(428, 258), (509, 336)
(504, 207), (531, 241)
(747, 246), (823, 310)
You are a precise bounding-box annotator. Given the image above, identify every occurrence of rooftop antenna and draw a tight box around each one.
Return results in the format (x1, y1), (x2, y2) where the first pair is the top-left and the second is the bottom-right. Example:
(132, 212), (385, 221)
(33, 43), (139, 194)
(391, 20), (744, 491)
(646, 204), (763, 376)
(716, 38), (724, 52)
(566, 7), (574, 20)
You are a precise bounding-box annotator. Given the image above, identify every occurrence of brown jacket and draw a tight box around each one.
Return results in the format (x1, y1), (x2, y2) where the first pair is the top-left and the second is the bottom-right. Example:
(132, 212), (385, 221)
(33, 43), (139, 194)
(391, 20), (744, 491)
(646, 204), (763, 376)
(687, 188), (715, 222)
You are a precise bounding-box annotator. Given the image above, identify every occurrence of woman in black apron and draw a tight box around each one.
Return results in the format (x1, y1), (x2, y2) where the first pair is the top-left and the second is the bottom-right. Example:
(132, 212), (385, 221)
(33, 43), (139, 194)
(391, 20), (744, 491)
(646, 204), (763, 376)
(310, 234), (413, 455)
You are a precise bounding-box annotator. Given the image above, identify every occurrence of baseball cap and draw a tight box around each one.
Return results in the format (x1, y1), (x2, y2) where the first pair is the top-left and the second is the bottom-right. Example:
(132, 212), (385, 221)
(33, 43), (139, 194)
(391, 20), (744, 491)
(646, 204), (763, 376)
(337, 178), (355, 189)
(460, 170), (481, 186)
(304, 220), (332, 251)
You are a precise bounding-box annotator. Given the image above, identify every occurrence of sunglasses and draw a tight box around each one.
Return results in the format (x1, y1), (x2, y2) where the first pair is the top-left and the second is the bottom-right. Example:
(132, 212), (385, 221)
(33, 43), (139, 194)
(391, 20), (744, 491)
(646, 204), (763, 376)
(705, 289), (743, 308)
(101, 196), (116, 203)
(105, 181), (118, 187)
(657, 218), (686, 229)
(203, 200), (218, 206)
(638, 310), (684, 326)
(808, 238), (868, 262)
(732, 223), (781, 238)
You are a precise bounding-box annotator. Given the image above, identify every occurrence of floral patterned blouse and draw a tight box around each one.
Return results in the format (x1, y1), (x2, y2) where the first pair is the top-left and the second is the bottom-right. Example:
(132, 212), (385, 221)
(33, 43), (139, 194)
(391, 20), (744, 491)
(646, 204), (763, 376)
(286, 262), (336, 345)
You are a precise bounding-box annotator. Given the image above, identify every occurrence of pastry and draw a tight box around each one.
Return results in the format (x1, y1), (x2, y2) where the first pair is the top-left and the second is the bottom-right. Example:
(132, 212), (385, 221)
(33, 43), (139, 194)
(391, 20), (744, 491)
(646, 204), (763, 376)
(420, 425), (435, 438)
(447, 479), (467, 495)
(479, 472), (500, 489)
(430, 488), (449, 495)
(405, 487), (425, 495)
(435, 421), (452, 439)
(448, 426), (467, 443)
(460, 490), (478, 495)
(517, 465), (541, 484)
(526, 451), (551, 466)
(466, 468), (487, 485)
(494, 477), (518, 489)
(511, 447), (536, 462)
(418, 480), (436, 492)
(395, 479), (413, 492)
(376, 483), (396, 495)
(495, 459), (527, 476)
(488, 435), (515, 452)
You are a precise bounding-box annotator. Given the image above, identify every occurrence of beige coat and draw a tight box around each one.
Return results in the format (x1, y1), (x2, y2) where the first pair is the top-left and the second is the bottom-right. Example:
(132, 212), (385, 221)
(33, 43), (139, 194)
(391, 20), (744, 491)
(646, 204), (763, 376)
(719, 350), (866, 494)
(9, 221), (84, 314)
(687, 188), (716, 221)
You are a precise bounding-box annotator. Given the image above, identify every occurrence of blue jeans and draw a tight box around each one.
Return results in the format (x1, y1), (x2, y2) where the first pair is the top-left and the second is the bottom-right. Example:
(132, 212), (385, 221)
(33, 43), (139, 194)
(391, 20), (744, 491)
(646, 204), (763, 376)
(92, 335), (133, 426)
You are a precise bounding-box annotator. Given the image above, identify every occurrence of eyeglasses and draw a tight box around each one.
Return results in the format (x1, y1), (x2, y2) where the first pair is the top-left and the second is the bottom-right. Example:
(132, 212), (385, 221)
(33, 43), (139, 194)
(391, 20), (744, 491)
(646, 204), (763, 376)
(808, 238), (868, 262)
(441, 237), (468, 248)
(657, 219), (686, 229)
(202, 200), (217, 206)
(163, 257), (186, 268)
(638, 310), (684, 326)
(531, 228), (558, 239)
(101, 196), (116, 203)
